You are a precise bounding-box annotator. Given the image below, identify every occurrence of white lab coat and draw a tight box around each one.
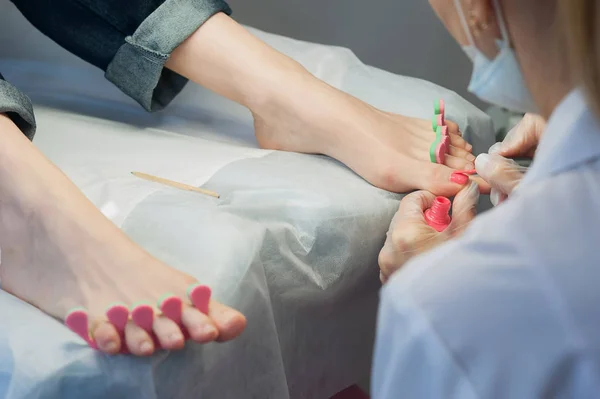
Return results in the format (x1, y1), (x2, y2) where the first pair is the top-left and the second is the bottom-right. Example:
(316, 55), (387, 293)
(372, 89), (600, 399)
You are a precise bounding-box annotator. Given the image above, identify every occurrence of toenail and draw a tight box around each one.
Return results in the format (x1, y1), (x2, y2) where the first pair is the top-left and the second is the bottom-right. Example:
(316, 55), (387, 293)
(140, 341), (153, 353)
(169, 333), (183, 343)
(201, 324), (218, 337)
(103, 340), (118, 352)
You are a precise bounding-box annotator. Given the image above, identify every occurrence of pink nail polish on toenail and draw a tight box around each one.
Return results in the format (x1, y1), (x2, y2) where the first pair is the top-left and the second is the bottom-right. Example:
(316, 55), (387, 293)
(450, 172), (469, 185)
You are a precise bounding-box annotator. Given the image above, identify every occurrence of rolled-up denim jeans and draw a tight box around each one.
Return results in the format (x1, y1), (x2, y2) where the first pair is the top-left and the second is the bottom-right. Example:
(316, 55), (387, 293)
(1, 0), (232, 139)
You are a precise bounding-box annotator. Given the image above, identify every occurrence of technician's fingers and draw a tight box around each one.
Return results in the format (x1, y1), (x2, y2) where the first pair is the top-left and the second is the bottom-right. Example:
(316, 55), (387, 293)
(490, 113), (545, 158)
(379, 191), (437, 279)
(449, 181), (479, 236)
(490, 188), (508, 206)
(397, 190), (437, 216)
(378, 234), (408, 281)
(475, 154), (525, 196)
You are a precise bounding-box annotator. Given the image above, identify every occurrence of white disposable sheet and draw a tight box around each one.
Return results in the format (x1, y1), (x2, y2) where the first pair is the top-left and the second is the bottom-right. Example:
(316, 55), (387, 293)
(0, 4), (495, 398)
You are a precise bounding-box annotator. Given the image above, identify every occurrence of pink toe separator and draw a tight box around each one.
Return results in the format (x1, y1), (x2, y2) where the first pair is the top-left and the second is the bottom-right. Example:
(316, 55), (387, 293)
(106, 304), (130, 354)
(435, 144), (445, 164)
(65, 309), (97, 350)
(189, 285), (211, 315)
(132, 304), (154, 333)
(131, 304), (162, 349)
(437, 114), (445, 128)
(160, 296), (183, 325)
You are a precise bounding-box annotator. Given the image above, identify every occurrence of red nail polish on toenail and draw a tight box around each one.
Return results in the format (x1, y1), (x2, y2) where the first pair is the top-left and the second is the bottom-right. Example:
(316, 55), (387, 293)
(450, 172), (469, 185)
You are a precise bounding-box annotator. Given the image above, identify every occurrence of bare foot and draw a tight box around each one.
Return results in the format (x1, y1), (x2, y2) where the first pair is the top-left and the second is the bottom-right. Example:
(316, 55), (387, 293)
(0, 115), (246, 355)
(253, 74), (476, 196)
(165, 13), (474, 196)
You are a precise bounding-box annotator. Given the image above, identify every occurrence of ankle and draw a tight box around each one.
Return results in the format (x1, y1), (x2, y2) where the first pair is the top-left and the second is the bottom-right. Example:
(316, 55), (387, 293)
(245, 59), (314, 115)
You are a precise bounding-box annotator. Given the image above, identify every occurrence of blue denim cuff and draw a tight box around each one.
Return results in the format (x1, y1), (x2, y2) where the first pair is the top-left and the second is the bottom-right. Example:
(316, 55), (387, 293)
(0, 78), (36, 140)
(105, 0), (232, 112)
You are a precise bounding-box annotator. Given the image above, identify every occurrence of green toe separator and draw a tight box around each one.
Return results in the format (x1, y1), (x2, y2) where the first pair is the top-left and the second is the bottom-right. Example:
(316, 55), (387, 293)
(436, 126), (443, 140)
(432, 115), (438, 132)
(106, 301), (128, 310)
(434, 99), (442, 115)
(66, 306), (87, 315)
(157, 292), (177, 308)
(186, 283), (201, 298)
(430, 126), (444, 163)
(130, 300), (154, 310)
(430, 141), (438, 163)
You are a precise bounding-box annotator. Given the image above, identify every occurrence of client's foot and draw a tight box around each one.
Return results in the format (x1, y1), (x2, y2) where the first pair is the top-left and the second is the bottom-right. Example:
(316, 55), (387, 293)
(253, 72), (476, 196)
(0, 115), (246, 356)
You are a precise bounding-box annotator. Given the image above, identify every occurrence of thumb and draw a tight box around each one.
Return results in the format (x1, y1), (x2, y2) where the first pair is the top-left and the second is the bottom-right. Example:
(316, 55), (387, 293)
(449, 181), (479, 236)
(489, 113), (545, 158)
(475, 153), (525, 196)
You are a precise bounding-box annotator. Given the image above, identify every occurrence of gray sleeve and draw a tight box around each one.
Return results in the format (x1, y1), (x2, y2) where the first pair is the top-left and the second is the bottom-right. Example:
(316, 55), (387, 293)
(105, 0), (232, 112)
(0, 73), (36, 140)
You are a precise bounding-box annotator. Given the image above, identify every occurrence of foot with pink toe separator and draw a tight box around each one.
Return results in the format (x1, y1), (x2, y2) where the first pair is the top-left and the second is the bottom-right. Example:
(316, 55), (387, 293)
(66, 283), (212, 351)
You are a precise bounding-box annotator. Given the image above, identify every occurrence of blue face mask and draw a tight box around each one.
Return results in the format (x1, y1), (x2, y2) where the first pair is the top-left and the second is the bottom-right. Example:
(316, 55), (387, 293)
(454, 0), (537, 113)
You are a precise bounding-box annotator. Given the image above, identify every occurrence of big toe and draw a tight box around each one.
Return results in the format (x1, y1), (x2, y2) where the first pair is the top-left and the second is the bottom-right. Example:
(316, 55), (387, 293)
(209, 302), (247, 342)
(182, 306), (219, 343)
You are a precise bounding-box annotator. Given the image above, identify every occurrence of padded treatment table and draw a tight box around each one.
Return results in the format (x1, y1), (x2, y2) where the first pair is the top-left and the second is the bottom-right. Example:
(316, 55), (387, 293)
(0, 5), (495, 398)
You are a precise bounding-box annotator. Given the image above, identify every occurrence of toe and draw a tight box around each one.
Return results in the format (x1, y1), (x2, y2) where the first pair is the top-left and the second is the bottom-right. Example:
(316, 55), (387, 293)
(208, 301), (247, 342)
(449, 133), (472, 151)
(125, 321), (155, 356)
(153, 316), (185, 350)
(444, 154), (474, 170)
(449, 145), (476, 162)
(181, 306), (219, 343)
(445, 120), (462, 137)
(92, 321), (121, 354)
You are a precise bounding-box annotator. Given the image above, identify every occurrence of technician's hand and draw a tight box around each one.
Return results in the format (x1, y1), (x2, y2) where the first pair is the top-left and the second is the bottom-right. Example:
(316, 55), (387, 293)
(476, 113), (546, 205)
(378, 182), (479, 283)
